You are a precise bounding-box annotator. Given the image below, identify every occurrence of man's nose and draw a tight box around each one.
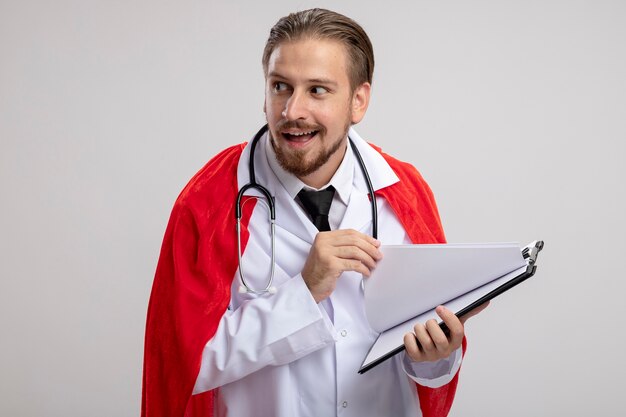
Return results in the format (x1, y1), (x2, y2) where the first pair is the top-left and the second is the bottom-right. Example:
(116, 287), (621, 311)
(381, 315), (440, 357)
(282, 91), (308, 120)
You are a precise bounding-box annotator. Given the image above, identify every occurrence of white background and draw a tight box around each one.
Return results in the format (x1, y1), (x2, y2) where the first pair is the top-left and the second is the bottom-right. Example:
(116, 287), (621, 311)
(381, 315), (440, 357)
(1, 1), (625, 416)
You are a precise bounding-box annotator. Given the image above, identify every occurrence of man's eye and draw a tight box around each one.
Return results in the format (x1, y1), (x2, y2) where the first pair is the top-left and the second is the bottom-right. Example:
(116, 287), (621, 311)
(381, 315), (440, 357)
(311, 86), (329, 95)
(273, 82), (288, 92)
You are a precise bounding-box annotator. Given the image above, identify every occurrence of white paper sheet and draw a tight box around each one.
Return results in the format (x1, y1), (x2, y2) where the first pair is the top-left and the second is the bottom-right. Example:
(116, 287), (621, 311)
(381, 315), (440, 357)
(361, 264), (529, 371)
(363, 243), (526, 333)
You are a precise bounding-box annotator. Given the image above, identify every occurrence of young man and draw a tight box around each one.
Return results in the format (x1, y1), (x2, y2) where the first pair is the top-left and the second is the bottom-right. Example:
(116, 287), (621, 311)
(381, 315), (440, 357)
(142, 8), (486, 417)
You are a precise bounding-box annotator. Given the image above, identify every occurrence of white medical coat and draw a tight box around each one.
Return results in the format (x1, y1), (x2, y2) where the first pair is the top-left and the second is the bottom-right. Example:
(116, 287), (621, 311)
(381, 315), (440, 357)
(193, 129), (462, 417)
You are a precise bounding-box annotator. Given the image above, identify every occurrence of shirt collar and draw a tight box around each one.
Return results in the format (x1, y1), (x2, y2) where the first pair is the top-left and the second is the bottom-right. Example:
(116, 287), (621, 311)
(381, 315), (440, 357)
(265, 134), (354, 206)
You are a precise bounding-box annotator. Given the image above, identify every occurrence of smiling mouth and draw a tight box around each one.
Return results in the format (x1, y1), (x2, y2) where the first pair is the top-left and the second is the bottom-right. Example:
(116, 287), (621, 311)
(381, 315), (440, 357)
(281, 130), (319, 142)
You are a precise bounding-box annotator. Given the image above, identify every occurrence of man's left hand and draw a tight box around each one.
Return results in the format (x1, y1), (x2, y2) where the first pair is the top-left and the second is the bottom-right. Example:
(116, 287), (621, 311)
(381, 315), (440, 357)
(403, 302), (489, 363)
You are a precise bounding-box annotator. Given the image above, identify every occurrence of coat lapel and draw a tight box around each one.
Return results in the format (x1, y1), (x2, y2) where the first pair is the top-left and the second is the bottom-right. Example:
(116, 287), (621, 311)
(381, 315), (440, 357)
(273, 181), (317, 245)
(338, 187), (373, 234)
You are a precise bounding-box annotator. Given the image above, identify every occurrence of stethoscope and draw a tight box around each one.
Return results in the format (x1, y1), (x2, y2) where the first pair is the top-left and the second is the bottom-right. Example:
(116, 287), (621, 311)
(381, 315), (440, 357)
(235, 124), (378, 294)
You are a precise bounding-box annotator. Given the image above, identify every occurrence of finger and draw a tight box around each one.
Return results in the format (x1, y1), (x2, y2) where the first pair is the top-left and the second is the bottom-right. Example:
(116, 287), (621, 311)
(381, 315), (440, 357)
(339, 258), (371, 277)
(334, 246), (378, 270)
(413, 322), (436, 356)
(317, 228), (377, 244)
(403, 332), (425, 362)
(459, 301), (490, 325)
(319, 230), (383, 260)
(435, 306), (464, 349)
(425, 318), (450, 355)
(334, 229), (381, 248)
(337, 236), (382, 262)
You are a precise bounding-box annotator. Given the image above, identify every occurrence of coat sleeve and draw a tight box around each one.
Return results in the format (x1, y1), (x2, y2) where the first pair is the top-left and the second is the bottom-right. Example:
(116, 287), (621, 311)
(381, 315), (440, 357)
(192, 271), (336, 393)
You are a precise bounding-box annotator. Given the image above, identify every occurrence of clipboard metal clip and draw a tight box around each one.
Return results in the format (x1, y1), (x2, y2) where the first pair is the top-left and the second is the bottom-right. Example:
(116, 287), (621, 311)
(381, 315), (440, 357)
(522, 240), (544, 265)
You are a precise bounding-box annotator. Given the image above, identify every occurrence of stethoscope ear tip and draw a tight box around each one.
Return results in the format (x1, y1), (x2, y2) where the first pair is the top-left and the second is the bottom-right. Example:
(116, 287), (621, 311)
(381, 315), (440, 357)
(238, 285), (248, 294)
(268, 286), (277, 294)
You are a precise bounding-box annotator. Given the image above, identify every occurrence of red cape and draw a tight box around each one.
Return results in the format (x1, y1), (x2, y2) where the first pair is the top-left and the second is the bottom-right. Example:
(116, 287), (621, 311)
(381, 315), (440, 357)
(142, 143), (465, 417)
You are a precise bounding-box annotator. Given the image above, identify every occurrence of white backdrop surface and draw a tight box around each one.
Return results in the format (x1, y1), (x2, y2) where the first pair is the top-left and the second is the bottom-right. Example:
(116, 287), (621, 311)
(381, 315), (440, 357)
(1, 1), (624, 416)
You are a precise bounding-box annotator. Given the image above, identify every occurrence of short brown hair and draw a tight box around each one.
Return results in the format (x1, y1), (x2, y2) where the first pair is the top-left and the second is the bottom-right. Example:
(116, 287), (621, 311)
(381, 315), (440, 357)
(262, 8), (374, 91)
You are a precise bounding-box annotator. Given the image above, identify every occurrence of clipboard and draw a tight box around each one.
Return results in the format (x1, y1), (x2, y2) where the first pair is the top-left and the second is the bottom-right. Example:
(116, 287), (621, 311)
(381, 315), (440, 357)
(358, 240), (544, 374)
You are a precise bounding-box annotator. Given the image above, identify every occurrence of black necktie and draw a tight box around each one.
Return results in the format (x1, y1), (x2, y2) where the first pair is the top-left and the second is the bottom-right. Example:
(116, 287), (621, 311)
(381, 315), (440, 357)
(297, 186), (335, 232)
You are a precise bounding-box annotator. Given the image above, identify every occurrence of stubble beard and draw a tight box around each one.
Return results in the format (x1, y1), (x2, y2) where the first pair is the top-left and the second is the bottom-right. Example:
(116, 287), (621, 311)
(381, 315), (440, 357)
(271, 119), (351, 178)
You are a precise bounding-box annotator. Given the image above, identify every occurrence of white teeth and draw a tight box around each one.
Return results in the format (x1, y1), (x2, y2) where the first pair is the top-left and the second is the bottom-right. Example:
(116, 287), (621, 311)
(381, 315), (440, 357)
(287, 131), (315, 136)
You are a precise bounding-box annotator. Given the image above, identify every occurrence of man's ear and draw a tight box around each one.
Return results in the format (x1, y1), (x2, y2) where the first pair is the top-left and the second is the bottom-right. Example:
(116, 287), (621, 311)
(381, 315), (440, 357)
(350, 82), (371, 124)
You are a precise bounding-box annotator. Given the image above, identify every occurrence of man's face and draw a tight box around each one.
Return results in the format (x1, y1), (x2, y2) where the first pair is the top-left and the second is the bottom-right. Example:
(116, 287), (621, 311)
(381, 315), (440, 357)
(264, 38), (370, 184)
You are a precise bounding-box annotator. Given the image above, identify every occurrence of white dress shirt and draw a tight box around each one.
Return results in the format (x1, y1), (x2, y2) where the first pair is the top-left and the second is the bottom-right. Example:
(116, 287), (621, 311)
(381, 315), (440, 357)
(193, 129), (462, 417)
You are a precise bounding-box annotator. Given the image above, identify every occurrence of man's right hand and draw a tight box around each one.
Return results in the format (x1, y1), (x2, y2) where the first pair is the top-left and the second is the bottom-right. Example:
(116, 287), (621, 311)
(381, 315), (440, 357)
(301, 229), (382, 303)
